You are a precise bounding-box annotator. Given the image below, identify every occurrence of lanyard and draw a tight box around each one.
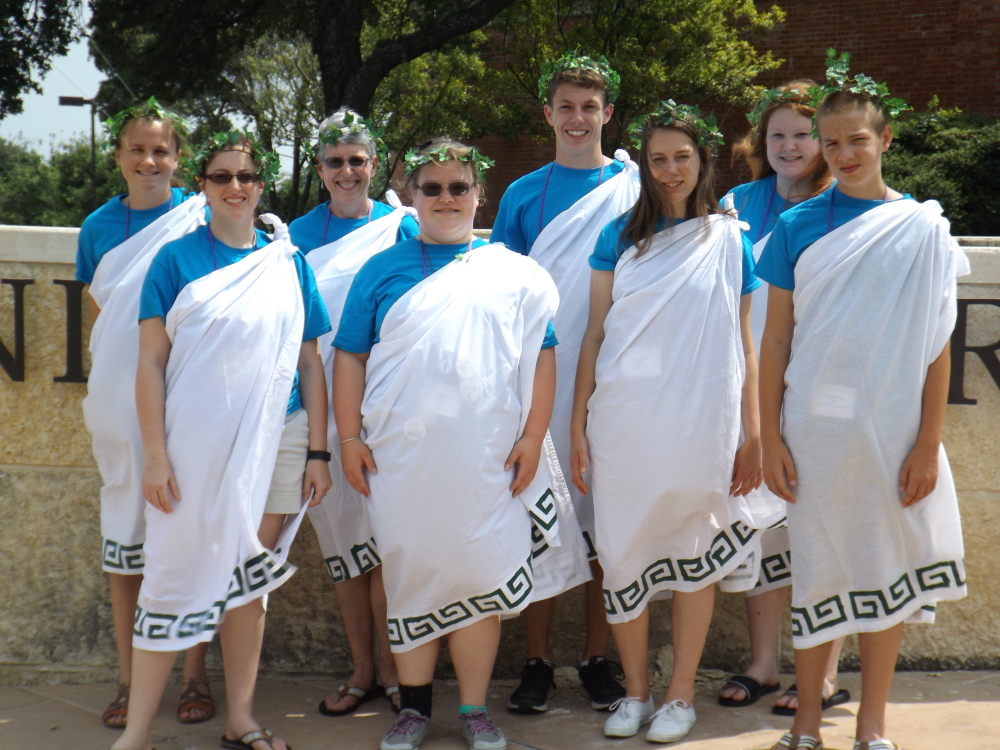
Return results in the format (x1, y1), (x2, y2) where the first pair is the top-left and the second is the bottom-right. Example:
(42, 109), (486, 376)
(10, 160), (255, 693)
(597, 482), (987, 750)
(323, 199), (373, 245)
(125, 191), (174, 241)
(419, 239), (474, 278)
(537, 161), (607, 235)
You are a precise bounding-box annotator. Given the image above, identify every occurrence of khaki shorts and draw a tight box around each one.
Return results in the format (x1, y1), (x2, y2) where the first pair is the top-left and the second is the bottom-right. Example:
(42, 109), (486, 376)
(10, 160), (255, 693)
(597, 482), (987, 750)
(264, 408), (310, 515)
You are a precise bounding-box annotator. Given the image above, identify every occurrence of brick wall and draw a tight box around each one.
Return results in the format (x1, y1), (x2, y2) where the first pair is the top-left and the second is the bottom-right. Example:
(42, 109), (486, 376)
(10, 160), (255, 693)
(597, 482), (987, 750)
(481, 0), (1000, 201)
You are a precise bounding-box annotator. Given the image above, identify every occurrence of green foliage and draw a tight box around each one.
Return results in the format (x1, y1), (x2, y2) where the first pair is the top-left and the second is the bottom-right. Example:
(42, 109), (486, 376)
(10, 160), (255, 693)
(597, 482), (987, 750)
(628, 100), (723, 153)
(807, 48), (910, 121)
(1, 0), (81, 118)
(883, 101), (1000, 236)
(491, 0), (785, 151)
(0, 135), (125, 226)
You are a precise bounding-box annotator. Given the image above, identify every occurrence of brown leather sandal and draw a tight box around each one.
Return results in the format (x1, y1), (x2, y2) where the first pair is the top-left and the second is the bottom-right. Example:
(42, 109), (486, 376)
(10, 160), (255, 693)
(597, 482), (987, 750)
(102, 682), (129, 729)
(177, 677), (215, 724)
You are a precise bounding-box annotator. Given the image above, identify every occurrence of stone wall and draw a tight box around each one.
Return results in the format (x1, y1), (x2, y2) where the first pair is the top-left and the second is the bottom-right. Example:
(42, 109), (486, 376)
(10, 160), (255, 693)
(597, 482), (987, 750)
(1, 226), (998, 684)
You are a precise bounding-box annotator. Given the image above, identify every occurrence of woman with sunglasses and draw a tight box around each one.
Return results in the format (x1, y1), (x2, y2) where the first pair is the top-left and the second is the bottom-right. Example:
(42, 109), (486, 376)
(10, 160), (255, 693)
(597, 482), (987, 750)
(333, 138), (565, 750)
(76, 98), (213, 730)
(113, 132), (331, 750)
(290, 109), (418, 718)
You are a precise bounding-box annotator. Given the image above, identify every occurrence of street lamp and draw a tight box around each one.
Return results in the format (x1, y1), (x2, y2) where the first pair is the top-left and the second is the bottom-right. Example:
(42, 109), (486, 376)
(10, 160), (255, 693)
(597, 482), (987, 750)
(58, 95), (97, 212)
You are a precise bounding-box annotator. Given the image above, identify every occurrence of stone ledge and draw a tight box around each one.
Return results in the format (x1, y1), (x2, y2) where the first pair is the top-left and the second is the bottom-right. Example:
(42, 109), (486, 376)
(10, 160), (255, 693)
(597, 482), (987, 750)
(0, 226), (79, 265)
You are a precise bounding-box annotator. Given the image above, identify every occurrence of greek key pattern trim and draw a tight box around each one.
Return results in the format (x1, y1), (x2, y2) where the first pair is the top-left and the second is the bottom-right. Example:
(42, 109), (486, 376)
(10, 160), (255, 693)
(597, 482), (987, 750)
(134, 550), (291, 642)
(387, 558), (533, 647)
(790, 559), (965, 638)
(102, 538), (145, 571)
(604, 521), (757, 616)
(351, 538), (381, 573)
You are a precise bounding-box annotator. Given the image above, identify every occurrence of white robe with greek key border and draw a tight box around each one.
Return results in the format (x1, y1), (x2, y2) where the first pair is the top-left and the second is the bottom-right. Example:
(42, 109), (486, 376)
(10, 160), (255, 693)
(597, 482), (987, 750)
(83, 195), (206, 574)
(134, 217), (303, 651)
(783, 199), (968, 648)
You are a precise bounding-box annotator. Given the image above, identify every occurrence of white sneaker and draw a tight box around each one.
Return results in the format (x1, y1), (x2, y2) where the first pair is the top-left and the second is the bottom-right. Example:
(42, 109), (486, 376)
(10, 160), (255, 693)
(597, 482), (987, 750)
(646, 699), (696, 743)
(603, 695), (656, 737)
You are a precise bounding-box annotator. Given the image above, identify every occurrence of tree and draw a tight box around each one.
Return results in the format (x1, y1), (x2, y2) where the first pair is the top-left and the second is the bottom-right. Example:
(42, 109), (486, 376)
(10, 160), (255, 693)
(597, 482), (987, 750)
(0, 0), (82, 118)
(87, 0), (518, 117)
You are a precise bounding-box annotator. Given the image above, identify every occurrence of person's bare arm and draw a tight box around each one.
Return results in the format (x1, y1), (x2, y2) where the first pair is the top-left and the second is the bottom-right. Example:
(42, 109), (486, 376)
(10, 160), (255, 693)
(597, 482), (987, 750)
(298, 339), (332, 507)
(731, 293), (763, 496)
(759, 286), (797, 502)
(135, 317), (178, 512)
(569, 269), (614, 495)
(332, 348), (376, 496)
(506, 347), (556, 496)
(899, 342), (950, 507)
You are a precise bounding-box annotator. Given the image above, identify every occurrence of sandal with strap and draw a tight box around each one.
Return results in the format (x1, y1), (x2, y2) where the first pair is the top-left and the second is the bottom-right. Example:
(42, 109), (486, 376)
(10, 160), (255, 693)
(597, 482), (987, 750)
(718, 673), (781, 707)
(221, 728), (290, 750)
(178, 677), (215, 724)
(102, 682), (129, 729)
(854, 742), (901, 750)
(383, 685), (402, 714)
(318, 683), (383, 716)
(771, 732), (823, 750)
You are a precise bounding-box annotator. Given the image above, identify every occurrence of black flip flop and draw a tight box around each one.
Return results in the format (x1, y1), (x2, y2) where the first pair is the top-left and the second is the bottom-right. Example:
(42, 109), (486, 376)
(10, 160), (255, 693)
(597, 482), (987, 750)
(772, 683), (851, 715)
(318, 684), (384, 716)
(718, 674), (781, 707)
(220, 728), (289, 750)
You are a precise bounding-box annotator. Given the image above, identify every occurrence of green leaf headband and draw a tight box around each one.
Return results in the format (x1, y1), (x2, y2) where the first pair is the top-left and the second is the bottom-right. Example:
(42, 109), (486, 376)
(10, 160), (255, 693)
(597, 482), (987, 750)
(184, 130), (281, 191)
(403, 144), (495, 178)
(307, 110), (387, 163)
(628, 100), (724, 154)
(747, 87), (808, 127)
(104, 96), (191, 144)
(537, 49), (621, 103)
(807, 49), (910, 120)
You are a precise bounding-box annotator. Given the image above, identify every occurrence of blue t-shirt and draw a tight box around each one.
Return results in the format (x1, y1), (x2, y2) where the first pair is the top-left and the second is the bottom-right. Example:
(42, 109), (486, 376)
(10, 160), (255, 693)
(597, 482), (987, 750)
(589, 213), (761, 296)
(756, 187), (915, 291)
(288, 200), (420, 253)
(492, 159), (626, 255)
(139, 225), (332, 415)
(334, 237), (559, 354)
(77, 187), (197, 285)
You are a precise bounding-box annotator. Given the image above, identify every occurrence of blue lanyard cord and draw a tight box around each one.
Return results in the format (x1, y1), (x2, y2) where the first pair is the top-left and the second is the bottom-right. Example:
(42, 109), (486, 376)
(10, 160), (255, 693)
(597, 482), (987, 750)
(537, 160), (607, 235)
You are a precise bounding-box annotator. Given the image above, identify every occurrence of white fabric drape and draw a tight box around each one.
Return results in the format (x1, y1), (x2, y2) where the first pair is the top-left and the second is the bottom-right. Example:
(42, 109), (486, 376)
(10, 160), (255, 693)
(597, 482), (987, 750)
(783, 200), (968, 648)
(359, 244), (574, 651)
(83, 195), (206, 573)
(134, 216), (304, 651)
(528, 150), (641, 556)
(305, 199), (415, 582)
(588, 214), (758, 624)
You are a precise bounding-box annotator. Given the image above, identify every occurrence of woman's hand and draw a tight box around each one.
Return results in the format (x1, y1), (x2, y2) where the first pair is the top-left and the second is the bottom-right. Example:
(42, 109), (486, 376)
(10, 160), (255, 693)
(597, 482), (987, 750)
(731, 436), (763, 496)
(341, 440), (377, 497)
(899, 442), (939, 507)
(506, 434), (543, 497)
(142, 454), (180, 513)
(762, 436), (797, 503)
(303, 458), (333, 507)
(570, 429), (590, 495)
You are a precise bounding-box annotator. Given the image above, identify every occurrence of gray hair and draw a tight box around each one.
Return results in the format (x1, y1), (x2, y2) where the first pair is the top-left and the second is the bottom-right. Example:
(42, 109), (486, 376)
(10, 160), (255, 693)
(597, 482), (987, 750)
(315, 108), (377, 159)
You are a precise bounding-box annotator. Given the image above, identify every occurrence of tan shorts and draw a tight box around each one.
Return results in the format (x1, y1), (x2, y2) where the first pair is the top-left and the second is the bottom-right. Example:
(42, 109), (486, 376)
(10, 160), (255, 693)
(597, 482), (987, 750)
(264, 408), (310, 515)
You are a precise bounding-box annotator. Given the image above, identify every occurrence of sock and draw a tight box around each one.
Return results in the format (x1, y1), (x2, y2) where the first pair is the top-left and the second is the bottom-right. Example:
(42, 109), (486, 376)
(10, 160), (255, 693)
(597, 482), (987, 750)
(459, 704), (487, 715)
(580, 656), (605, 668)
(399, 683), (433, 718)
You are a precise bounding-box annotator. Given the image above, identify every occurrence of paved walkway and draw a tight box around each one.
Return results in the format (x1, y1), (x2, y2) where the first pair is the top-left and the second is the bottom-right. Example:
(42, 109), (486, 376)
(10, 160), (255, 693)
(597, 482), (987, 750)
(1, 671), (997, 750)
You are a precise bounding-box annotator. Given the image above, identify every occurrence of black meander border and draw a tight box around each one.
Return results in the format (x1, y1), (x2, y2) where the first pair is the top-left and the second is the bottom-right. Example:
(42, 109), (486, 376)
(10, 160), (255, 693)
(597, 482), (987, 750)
(102, 538), (145, 571)
(323, 537), (381, 583)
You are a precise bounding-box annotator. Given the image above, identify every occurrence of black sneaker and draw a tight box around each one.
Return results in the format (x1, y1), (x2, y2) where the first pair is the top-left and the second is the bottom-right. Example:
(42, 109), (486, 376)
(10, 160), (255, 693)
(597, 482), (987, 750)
(578, 656), (626, 710)
(506, 658), (554, 714)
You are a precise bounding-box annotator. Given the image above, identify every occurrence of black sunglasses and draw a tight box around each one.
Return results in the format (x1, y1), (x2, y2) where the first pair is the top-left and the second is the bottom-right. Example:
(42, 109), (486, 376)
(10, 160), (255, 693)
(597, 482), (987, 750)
(203, 171), (261, 185)
(323, 156), (370, 170)
(414, 181), (474, 198)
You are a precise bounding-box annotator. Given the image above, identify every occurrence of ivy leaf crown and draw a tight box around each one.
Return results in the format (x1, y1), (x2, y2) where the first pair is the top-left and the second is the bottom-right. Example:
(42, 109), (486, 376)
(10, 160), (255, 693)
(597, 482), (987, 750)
(184, 130), (281, 192)
(103, 95), (192, 144)
(628, 100), (724, 154)
(306, 110), (387, 164)
(807, 48), (910, 121)
(747, 86), (807, 127)
(402, 144), (495, 178)
(537, 48), (622, 103)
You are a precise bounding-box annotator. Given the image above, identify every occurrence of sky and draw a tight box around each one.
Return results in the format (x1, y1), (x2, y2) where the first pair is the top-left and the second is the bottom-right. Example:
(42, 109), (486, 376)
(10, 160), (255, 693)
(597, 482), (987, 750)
(0, 31), (106, 153)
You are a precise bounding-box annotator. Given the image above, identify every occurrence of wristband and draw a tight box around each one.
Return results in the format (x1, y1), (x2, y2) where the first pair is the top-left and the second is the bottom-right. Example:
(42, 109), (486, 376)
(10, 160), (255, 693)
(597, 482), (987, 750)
(339, 437), (363, 445)
(306, 450), (332, 462)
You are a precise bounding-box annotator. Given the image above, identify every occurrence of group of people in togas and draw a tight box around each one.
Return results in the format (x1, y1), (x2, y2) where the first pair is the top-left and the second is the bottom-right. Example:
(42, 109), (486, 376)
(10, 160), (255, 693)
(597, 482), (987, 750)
(77, 48), (967, 750)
